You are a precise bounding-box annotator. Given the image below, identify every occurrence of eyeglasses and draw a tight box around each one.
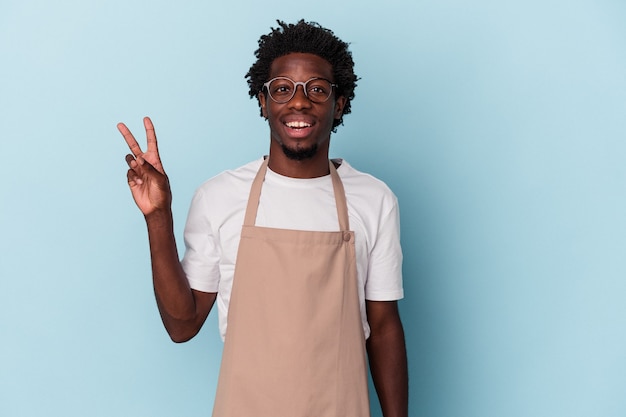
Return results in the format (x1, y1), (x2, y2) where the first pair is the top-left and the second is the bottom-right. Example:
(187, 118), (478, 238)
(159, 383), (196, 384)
(262, 77), (338, 104)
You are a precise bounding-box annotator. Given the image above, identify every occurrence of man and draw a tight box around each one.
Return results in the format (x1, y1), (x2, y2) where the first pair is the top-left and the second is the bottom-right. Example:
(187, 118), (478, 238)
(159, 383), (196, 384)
(119, 20), (408, 417)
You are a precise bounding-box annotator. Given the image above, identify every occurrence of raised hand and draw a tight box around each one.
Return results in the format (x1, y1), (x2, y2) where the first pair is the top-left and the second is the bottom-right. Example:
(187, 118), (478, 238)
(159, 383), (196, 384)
(118, 117), (172, 216)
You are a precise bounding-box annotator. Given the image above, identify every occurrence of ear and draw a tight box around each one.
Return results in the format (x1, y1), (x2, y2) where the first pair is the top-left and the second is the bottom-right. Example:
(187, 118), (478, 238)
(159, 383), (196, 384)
(258, 92), (268, 119)
(334, 95), (347, 120)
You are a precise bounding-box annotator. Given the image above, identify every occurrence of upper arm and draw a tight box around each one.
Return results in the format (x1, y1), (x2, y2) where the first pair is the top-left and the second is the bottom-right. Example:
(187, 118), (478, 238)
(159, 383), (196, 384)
(365, 299), (408, 416)
(181, 189), (222, 293)
(366, 300), (403, 338)
(364, 200), (403, 302)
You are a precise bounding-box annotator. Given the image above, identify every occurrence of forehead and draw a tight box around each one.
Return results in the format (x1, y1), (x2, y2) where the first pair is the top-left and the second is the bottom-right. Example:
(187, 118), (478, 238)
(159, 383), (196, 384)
(269, 53), (334, 81)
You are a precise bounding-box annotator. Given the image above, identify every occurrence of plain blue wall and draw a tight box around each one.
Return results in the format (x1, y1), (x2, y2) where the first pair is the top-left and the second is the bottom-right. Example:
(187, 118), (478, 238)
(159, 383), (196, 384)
(1, 1), (625, 416)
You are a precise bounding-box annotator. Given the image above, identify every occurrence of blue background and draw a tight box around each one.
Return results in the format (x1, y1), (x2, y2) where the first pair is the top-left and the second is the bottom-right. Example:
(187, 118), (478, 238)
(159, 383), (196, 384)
(1, 1), (625, 416)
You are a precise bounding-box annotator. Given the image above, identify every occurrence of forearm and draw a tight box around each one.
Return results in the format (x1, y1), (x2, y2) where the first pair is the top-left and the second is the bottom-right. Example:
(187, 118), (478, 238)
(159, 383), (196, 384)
(145, 209), (193, 316)
(366, 303), (409, 417)
(145, 209), (212, 341)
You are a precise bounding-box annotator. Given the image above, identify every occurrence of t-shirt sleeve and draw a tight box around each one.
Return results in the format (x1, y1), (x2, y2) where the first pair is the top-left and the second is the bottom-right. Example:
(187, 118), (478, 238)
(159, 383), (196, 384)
(364, 196), (404, 301)
(181, 188), (221, 293)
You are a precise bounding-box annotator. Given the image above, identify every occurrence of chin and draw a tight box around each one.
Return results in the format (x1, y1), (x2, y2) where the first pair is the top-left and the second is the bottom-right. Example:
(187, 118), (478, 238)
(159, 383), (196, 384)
(281, 143), (319, 161)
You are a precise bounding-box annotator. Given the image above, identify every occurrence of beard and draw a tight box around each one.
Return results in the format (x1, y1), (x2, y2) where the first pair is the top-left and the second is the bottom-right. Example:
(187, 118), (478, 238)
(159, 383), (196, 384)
(281, 142), (319, 161)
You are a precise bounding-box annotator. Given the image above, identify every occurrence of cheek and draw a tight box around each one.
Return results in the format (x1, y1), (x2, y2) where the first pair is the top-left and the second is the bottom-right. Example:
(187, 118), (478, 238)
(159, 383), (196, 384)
(264, 104), (278, 121)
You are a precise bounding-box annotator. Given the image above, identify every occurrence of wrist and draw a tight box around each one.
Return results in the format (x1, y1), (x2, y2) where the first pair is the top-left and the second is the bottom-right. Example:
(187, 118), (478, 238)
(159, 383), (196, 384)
(144, 208), (174, 230)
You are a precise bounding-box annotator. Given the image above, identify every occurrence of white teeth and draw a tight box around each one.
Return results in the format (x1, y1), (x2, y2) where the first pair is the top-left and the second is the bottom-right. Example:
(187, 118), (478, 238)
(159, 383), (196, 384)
(286, 121), (311, 128)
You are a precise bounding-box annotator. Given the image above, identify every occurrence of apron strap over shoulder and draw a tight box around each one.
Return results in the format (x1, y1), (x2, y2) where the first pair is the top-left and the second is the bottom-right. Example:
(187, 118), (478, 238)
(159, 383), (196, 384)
(329, 160), (350, 231)
(243, 158), (269, 227)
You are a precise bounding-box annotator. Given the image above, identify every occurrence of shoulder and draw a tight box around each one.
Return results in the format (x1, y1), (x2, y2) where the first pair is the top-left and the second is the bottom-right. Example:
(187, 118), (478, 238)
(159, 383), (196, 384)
(335, 159), (398, 212)
(187, 158), (263, 220)
(193, 158), (263, 197)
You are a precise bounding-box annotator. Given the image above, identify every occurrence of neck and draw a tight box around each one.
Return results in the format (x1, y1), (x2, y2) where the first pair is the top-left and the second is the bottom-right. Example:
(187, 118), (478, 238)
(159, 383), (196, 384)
(267, 143), (330, 178)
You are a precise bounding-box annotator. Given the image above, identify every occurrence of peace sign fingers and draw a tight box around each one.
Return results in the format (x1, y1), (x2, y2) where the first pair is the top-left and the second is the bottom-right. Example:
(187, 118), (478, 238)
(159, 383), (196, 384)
(118, 117), (164, 174)
(118, 117), (171, 216)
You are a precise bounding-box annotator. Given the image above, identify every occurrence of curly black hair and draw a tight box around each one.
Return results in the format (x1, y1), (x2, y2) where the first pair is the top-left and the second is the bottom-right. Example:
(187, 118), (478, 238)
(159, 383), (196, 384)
(246, 20), (358, 130)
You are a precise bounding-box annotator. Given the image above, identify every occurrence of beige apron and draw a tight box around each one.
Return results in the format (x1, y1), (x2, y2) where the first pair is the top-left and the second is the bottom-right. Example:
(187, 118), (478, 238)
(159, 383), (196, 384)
(211, 158), (370, 417)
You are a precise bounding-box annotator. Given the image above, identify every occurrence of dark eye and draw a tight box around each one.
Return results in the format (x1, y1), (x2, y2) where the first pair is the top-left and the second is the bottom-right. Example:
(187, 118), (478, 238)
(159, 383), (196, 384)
(271, 81), (292, 96)
(308, 83), (327, 95)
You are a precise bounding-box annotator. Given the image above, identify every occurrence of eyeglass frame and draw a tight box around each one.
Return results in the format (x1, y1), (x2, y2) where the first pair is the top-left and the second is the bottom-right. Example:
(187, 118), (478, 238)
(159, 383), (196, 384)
(261, 77), (339, 104)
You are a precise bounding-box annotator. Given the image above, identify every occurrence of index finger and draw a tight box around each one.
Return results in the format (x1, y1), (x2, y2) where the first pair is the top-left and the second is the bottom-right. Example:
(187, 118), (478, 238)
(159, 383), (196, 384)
(117, 122), (143, 157)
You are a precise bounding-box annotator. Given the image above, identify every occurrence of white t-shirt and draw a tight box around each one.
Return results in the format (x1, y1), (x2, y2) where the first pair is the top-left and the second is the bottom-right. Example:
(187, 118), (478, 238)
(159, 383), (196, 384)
(181, 158), (403, 340)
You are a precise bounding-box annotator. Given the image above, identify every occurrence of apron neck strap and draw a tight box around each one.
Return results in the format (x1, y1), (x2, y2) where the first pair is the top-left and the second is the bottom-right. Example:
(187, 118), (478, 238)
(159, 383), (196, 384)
(243, 158), (350, 231)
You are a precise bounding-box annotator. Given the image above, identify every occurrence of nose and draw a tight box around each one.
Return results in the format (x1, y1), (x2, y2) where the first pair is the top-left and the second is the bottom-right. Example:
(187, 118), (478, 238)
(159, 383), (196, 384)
(289, 84), (312, 109)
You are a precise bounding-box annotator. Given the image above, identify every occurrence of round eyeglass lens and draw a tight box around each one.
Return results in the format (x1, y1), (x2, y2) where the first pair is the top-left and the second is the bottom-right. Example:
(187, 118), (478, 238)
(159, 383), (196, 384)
(266, 78), (334, 103)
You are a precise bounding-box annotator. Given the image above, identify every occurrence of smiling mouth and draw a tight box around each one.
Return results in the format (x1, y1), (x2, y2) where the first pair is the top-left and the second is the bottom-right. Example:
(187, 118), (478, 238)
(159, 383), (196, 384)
(285, 121), (312, 129)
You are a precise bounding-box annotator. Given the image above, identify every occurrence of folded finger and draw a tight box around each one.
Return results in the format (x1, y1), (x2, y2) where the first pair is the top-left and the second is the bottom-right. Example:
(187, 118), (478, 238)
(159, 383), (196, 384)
(125, 153), (138, 168)
(127, 168), (143, 186)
